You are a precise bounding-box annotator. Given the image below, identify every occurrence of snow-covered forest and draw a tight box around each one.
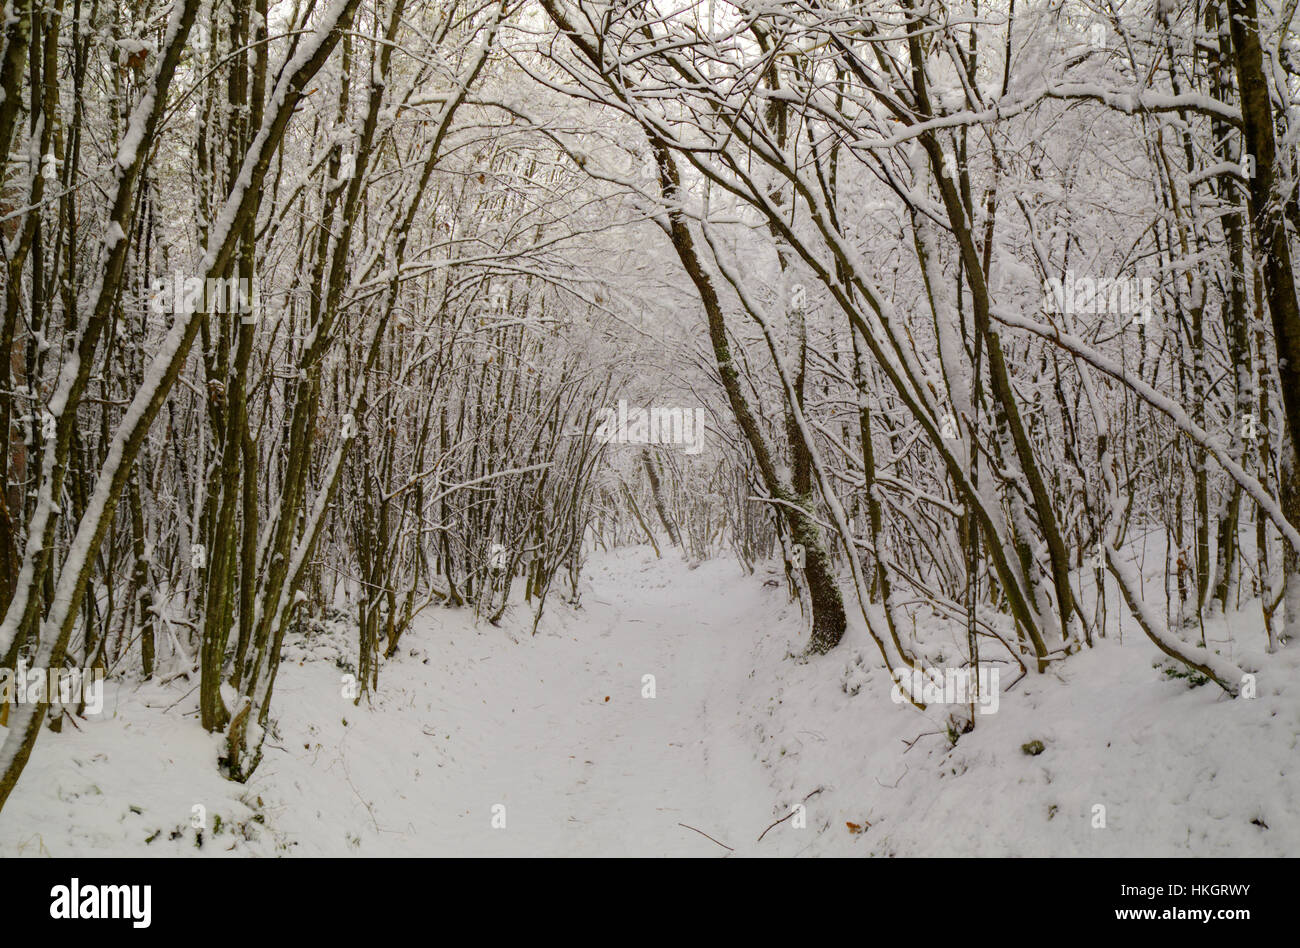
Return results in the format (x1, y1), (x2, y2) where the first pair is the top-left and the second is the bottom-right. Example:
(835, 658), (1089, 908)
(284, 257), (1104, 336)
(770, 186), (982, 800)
(0, 0), (1297, 861)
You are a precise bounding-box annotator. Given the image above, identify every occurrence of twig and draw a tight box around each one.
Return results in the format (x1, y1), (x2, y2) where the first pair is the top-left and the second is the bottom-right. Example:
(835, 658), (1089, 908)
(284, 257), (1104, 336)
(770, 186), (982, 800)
(678, 822), (733, 851)
(757, 810), (795, 842)
(155, 683), (200, 713)
(757, 788), (824, 842)
(902, 729), (942, 752)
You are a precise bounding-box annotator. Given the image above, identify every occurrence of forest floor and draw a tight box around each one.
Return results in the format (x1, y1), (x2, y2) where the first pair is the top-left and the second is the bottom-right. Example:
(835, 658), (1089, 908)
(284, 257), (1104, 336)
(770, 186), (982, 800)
(2, 546), (1297, 856)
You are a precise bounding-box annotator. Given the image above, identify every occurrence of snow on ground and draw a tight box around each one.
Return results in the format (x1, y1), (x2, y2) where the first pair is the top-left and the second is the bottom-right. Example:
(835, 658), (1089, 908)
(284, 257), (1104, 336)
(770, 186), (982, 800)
(2, 545), (1297, 856)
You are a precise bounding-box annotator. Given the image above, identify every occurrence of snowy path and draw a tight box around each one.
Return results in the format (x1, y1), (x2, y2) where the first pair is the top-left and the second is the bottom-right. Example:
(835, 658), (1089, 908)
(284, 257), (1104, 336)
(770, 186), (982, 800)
(394, 552), (780, 856)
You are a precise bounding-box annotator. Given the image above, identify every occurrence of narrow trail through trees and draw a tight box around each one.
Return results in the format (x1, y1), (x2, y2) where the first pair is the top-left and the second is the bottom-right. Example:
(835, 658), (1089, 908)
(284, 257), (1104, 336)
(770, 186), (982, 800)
(392, 551), (777, 856)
